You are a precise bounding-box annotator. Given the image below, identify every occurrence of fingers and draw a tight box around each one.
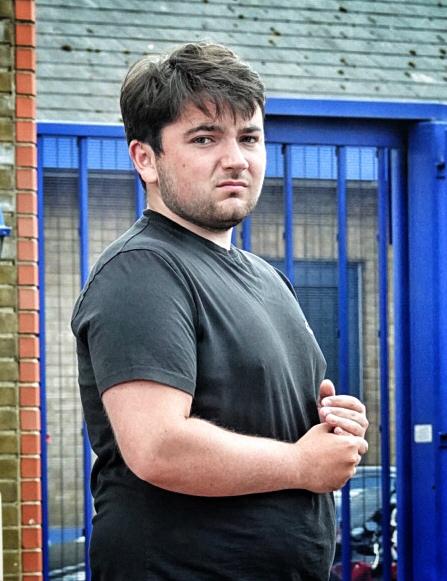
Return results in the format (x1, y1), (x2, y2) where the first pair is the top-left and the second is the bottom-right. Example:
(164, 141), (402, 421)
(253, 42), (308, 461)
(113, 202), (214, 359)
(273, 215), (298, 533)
(320, 393), (369, 438)
(319, 379), (336, 402)
(355, 437), (369, 456)
(333, 426), (350, 436)
(321, 394), (366, 415)
(318, 380), (337, 426)
(320, 406), (369, 437)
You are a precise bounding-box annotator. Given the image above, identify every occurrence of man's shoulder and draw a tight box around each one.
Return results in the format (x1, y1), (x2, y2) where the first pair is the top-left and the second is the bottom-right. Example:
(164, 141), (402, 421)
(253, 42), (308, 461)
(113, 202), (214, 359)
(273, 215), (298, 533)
(92, 215), (181, 277)
(71, 216), (188, 323)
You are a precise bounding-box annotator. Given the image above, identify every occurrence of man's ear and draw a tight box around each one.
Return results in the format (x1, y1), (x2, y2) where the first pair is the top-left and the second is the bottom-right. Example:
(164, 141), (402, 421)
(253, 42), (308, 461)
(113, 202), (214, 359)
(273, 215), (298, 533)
(129, 140), (159, 186)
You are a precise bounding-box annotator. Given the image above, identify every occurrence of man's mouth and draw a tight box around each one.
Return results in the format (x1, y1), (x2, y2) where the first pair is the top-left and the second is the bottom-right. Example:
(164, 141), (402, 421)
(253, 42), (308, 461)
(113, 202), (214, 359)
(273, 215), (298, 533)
(216, 180), (248, 188)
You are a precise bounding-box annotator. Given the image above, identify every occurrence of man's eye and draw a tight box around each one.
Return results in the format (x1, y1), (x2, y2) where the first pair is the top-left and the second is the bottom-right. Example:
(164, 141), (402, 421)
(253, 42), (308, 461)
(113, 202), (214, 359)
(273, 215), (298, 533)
(241, 136), (259, 143)
(192, 136), (213, 144)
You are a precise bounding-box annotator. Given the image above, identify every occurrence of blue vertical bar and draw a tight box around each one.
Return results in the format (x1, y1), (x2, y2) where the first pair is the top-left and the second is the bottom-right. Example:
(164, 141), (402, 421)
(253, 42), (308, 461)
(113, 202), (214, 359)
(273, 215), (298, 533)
(391, 148), (412, 580)
(231, 227), (238, 246)
(336, 146), (351, 581)
(241, 216), (252, 252)
(377, 148), (392, 581)
(134, 174), (146, 220)
(436, 130), (447, 579)
(78, 137), (92, 581)
(37, 136), (50, 581)
(283, 144), (294, 284)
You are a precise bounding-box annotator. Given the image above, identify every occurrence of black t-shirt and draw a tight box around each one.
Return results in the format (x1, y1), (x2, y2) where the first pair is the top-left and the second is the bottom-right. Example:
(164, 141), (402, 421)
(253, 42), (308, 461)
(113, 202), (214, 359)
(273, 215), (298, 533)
(71, 210), (335, 581)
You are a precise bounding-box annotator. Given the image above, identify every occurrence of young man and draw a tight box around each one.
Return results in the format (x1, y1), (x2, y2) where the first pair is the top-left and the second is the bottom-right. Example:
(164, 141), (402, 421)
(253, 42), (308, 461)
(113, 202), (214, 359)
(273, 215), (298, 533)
(72, 42), (368, 580)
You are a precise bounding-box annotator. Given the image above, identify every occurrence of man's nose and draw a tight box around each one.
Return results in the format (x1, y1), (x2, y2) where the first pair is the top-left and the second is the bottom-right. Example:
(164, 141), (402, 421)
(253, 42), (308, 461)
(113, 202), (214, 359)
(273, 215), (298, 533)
(220, 141), (249, 171)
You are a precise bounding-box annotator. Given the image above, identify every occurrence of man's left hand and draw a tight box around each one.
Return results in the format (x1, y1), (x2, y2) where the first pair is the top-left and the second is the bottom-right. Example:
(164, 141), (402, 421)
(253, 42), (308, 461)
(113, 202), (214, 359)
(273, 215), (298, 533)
(318, 379), (369, 439)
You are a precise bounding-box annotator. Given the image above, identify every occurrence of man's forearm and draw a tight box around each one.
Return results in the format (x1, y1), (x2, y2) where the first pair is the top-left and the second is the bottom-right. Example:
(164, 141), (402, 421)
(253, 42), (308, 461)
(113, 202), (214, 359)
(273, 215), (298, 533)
(104, 381), (366, 497)
(137, 416), (299, 496)
(132, 415), (366, 497)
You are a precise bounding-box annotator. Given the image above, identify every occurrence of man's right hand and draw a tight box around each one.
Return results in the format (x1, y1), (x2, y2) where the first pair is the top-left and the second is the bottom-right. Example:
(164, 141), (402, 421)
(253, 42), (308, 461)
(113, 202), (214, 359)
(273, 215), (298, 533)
(293, 423), (367, 493)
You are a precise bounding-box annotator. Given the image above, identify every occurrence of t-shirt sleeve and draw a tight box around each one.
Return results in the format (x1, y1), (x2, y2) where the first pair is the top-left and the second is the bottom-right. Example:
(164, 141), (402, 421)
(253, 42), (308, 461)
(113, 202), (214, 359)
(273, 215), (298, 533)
(273, 267), (299, 301)
(71, 249), (198, 396)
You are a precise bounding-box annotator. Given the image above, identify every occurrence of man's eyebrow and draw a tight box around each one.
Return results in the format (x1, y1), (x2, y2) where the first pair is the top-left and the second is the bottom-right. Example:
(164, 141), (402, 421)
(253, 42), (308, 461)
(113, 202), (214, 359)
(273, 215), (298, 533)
(184, 124), (223, 137)
(183, 123), (263, 137)
(241, 125), (263, 133)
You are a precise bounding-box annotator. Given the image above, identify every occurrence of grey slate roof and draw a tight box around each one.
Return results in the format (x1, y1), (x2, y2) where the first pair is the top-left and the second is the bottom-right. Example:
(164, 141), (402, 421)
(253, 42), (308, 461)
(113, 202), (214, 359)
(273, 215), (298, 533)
(37, 0), (447, 123)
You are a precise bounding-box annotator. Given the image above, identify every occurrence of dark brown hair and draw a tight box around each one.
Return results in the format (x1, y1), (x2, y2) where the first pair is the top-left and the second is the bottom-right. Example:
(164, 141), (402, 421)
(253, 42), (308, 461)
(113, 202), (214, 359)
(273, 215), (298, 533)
(120, 42), (265, 154)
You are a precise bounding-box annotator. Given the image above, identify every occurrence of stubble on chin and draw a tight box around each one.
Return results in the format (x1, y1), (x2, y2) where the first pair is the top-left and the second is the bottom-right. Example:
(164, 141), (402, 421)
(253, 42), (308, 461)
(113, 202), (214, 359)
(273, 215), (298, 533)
(157, 167), (259, 232)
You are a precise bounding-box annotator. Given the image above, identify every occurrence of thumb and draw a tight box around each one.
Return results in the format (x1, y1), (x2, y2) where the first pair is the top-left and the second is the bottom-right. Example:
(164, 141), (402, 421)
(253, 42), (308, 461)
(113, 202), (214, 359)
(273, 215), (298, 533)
(319, 379), (336, 404)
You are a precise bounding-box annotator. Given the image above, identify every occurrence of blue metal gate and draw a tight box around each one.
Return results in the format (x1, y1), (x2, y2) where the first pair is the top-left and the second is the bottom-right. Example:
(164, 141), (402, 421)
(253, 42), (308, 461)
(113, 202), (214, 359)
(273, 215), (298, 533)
(38, 119), (406, 581)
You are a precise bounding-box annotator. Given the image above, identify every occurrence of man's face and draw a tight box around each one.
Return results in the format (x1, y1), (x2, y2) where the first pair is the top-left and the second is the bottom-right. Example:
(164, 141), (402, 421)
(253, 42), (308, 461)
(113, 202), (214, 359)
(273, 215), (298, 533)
(153, 101), (266, 232)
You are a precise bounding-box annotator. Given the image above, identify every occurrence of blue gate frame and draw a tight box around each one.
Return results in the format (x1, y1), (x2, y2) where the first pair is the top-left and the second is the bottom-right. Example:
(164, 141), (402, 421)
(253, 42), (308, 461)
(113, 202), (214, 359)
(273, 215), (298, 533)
(37, 98), (447, 581)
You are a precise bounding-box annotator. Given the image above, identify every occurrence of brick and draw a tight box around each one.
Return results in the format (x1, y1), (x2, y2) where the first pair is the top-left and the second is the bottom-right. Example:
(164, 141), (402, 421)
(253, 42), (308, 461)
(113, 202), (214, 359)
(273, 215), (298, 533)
(0, 166), (14, 189)
(0, 481), (18, 504)
(23, 576), (43, 581)
(18, 264), (38, 286)
(0, 359), (18, 382)
(21, 479), (41, 501)
(0, 286), (17, 307)
(22, 549), (42, 573)
(0, 335), (16, 356)
(17, 192), (37, 214)
(21, 456), (40, 478)
(15, 23), (36, 47)
(19, 359), (39, 383)
(16, 96), (36, 119)
(16, 145), (37, 167)
(0, 92), (13, 114)
(18, 311), (39, 334)
(22, 526), (42, 549)
(19, 386), (39, 406)
(0, 15), (12, 41)
(0, 70), (12, 92)
(21, 432), (40, 455)
(0, 142), (14, 165)
(17, 239), (38, 262)
(15, 71), (36, 96)
(0, 0), (13, 17)
(0, 118), (14, 141)
(17, 215), (37, 238)
(15, 0), (36, 22)
(16, 167), (37, 190)
(0, 310), (17, 332)
(19, 336), (38, 358)
(3, 550), (20, 575)
(3, 502), (19, 526)
(20, 408), (40, 431)
(15, 47), (36, 71)
(18, 287), (39, 310)
(21, 503), (41, 525)
(0, 266), (16, 285)
(0, 386), (17, 406)
(0, 431), (18, 454)
(0, 408), (17, 430)
(15, 120), (36, 143)
(0, 13), (12, 34)
(0, 457), (18, 478)
(3, 527), (20, 550)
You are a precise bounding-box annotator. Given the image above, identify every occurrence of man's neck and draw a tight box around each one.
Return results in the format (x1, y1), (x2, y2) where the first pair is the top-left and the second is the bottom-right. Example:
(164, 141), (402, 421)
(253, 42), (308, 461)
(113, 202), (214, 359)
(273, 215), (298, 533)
(148, 201), (233, 250)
